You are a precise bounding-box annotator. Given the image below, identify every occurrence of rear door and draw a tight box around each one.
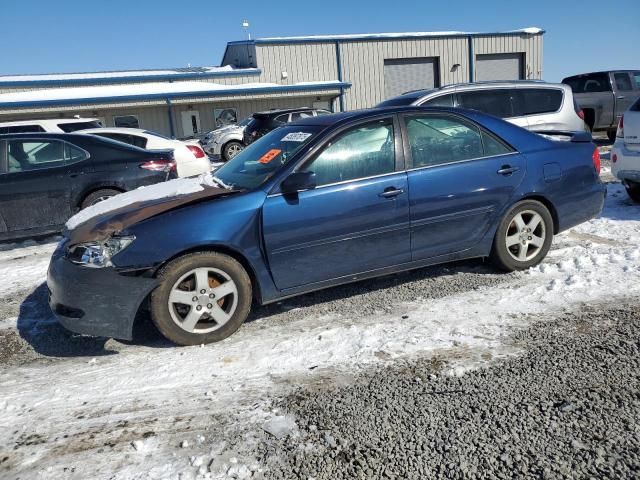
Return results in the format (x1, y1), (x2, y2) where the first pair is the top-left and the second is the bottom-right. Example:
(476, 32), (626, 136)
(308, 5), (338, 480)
(612, 72), (636, 121)
(456, 88), (529, 129)
(401, 112), (526, 260)
(517, 87), (565, 131)
(262, 116), (411, 290)
(0, 138), (85, 233)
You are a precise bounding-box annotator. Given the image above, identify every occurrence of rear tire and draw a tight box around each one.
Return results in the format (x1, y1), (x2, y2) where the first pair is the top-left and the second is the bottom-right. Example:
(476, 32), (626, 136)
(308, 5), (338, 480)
(80, 188), (121, 209)
(607, 129), (617, 143)
(625, 182), (640, 203)
(490, 200), (554, 272)
(150, 252), (252, 346)
(222, 141), (244, 161)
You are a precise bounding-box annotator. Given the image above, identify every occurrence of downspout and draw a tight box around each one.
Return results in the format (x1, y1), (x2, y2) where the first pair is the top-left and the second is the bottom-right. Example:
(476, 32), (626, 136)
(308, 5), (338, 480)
(166, 98), (176, 138)
(335, 41), (345, 112)
(468, 35), (475, 83)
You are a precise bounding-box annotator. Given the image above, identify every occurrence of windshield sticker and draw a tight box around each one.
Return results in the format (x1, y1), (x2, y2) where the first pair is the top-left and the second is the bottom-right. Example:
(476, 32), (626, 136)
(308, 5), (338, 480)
(258, 149), (282, 164)
(281, 132), (313, 142)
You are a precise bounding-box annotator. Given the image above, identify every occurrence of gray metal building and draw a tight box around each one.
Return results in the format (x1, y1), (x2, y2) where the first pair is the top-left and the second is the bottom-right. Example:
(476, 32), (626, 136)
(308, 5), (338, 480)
(0, 27), (543, 138)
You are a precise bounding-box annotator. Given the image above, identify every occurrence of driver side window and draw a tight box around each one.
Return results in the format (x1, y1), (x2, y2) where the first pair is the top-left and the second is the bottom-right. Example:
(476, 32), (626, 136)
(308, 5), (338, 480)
(306, 120), (396, 186)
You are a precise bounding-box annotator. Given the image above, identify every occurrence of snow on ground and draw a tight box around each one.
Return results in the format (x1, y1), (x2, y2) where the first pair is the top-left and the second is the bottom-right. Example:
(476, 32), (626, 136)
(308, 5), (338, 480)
(0, 181), (639, 479)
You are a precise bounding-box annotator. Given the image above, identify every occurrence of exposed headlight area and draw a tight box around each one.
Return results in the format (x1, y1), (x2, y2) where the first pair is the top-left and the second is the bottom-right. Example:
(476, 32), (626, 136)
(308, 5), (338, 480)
(66, 235), (135, 268)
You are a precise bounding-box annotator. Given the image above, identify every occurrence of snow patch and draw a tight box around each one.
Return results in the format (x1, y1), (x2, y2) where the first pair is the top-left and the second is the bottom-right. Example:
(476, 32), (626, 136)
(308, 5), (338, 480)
(65, 174), (217, 231)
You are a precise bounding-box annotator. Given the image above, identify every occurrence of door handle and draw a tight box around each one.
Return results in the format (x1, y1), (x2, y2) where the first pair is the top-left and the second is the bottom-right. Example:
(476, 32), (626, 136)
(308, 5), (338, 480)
(69, 172), (85, 178)
(497, 165), (520, 176)
(617, 95), (625, 100)
(378, 187), (404, 198)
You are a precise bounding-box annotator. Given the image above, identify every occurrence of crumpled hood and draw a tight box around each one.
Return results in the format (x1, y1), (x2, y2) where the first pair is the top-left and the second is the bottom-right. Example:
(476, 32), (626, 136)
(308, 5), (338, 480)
(66, 184), (236, 246)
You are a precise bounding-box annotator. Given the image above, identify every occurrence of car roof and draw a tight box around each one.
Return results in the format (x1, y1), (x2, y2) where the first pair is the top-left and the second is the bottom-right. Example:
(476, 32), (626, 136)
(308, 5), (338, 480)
(253, 107), (315, 117)
(289, 105), (493, 127)
(563, 70), (637, 79)
(0, 118), (99, 127)
(77, 127), (149, 135)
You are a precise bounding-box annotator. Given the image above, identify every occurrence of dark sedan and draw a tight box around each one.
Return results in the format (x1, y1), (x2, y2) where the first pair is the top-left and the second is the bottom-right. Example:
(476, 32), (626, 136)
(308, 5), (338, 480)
(0, 132), (175, 241)
(48, 106), (605, 346)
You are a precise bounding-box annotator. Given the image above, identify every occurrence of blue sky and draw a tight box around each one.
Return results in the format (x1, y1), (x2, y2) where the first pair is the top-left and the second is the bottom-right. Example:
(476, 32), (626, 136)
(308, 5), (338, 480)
(2, 0), (638, 82)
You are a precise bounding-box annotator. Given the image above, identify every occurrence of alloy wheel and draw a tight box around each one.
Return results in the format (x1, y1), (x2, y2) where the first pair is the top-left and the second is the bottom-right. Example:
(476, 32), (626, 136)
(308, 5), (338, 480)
(167, 267), (238, 333)
(505, 210), (546, 262)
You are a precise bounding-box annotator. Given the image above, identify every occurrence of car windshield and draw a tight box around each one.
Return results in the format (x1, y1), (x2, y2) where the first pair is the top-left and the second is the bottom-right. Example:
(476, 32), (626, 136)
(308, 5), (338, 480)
(213, 125), (322, 190)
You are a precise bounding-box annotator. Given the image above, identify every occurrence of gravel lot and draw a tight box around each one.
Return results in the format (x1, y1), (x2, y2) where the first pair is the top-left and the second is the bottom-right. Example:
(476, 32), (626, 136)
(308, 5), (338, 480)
(260, 302), (640, 480)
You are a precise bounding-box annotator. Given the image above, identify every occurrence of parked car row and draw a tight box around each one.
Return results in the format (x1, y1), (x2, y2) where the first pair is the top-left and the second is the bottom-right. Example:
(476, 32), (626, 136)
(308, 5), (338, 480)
(201, 107), (332, 161)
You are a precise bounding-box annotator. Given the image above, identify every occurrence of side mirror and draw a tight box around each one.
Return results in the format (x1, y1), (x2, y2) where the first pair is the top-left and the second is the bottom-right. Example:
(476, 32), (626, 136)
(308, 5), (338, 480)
(280, 171), (316, 195)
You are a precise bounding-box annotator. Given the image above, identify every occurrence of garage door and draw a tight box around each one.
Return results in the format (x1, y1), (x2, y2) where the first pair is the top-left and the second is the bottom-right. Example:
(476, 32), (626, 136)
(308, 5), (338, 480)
(384, 57), (438, 98)
(476, 53), (523, 81)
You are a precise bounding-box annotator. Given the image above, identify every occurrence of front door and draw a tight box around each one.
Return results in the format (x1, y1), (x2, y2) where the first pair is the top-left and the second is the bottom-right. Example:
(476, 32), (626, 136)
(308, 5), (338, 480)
(401, 113), (526, 260)
(262, 118), (411, 290)
(0, 138), (79, 234)
(180, 110), (201, 137)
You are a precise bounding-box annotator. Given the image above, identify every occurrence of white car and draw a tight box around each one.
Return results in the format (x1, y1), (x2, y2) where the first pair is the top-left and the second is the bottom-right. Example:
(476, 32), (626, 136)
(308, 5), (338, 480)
(78, 128), (211, 178)
(611, 98), (640, 202)
(202, 117), (251, 160)
(0, 117), (103, 134)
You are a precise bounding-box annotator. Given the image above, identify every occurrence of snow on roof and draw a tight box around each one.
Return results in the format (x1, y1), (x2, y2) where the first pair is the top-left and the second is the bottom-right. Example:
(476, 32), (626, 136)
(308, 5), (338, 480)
(0, 80), (348, 107)
(0, 65), (260, 85)
(252, 27), (544, 43)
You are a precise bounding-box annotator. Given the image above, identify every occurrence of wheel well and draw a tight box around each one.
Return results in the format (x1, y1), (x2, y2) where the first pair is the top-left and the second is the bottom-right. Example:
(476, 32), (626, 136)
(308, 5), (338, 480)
(520, 195), (559, 234)
(77, 186), (125, 209)
(153, 245), (262, 303)
(582, 108), (595, 130)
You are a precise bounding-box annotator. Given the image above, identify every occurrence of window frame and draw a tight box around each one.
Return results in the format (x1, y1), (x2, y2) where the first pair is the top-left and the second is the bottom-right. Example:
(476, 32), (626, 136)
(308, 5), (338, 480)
(398, 112), (517, 171)
(1, 137), (89, 175)
(291, 114), (406, 190)
(613, 72), (633, 92)
(455, 88), (518, 119)
(113, 114), (140, 129)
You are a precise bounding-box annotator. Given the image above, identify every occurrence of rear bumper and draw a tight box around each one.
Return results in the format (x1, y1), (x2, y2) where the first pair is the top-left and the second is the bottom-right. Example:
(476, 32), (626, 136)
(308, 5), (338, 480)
(556, 182), (606, 232)
(47, 244), (158, 340)
(611, 143), (640, 184)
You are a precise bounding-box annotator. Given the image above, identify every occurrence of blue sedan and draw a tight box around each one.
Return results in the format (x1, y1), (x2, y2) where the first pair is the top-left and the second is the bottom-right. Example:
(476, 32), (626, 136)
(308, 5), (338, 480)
(47, 106), (606, 345)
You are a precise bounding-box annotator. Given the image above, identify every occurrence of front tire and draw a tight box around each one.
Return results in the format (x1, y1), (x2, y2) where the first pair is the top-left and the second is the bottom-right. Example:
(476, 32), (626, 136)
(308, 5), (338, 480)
(150, 252), (252, 345)
(80, 188), (121, 209)
(222, 141), (244, 161)
(490, 200), (554, 272)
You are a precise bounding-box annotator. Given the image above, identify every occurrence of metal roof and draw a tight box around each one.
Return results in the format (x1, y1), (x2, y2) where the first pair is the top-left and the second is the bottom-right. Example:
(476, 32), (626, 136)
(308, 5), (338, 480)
(226, 27), (545, 46)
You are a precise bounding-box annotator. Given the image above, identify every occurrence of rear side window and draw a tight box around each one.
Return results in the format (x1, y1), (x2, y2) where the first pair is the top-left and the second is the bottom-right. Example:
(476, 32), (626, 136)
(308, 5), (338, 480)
(520, 88), (563, 115)
(129, 135), (147, 149)
(274, 114), (289, 124)
(65, 143), (88, 162)
(614, 73), (633, 91)
(404, 114), (513, 168)
(6, 140), (65, 173)
(58, 120), (102, 132)
(404, 115), (484, 167)
(421, 94), (454, 107)
(0, 125), (46, 133)
(457, 90), (514, 118)
(307, 120), (396, 186)
(562, 73), (611, 93)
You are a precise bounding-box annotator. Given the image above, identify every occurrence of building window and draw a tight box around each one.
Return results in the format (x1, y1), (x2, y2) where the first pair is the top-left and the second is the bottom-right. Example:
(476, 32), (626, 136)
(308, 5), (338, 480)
(213, 108), (238, 127)
(113, 115), (140, 128)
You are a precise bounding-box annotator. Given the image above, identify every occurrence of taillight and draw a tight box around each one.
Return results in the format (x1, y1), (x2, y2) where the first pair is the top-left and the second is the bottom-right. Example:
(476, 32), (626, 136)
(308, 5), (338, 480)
(612, 153), (617, 163)
(186, 145), (206, 158)
(616, 115), (624, 138)
(573, 98), (584, 120)
(140, 159), (176, 172)
(592, 148), (601, 175)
